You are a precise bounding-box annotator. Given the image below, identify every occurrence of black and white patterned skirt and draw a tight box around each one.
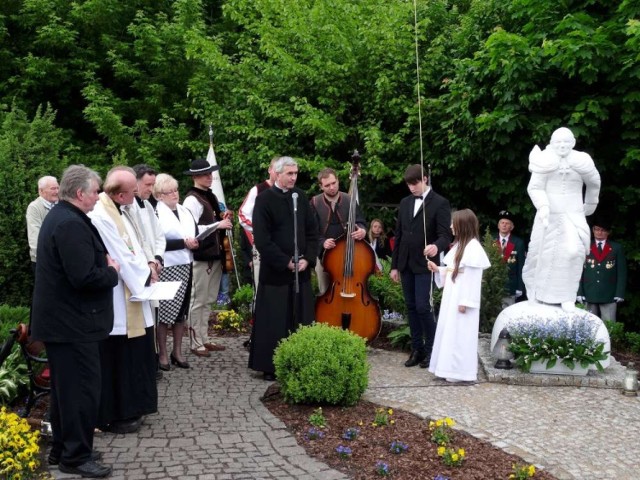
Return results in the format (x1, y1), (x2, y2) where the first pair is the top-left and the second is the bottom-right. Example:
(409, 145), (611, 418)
(158, 263), (192, 326)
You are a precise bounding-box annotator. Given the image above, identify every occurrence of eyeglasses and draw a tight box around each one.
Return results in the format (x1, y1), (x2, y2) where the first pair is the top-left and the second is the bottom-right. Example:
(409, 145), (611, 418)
(161, 189), (178, 195)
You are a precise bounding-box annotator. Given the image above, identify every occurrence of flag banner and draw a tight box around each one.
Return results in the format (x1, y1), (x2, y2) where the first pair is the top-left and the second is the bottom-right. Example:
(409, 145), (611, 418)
(206, 131), (227, 212)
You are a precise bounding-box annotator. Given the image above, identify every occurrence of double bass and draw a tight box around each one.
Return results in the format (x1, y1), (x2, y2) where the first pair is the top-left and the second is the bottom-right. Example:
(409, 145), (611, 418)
(315, 151), (381, 342)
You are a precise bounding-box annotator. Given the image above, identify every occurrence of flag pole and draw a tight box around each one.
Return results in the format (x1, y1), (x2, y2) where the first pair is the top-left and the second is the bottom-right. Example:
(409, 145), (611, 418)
(207, 124), (241, 290)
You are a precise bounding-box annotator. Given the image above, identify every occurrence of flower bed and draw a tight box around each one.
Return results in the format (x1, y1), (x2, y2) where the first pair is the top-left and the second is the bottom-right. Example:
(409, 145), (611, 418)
(507, 313), (609, 373)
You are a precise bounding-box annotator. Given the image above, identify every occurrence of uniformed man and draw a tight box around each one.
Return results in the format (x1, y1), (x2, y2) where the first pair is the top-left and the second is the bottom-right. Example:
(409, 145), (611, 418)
(577, 219), (627, 322)
(495, 210), (526, 307)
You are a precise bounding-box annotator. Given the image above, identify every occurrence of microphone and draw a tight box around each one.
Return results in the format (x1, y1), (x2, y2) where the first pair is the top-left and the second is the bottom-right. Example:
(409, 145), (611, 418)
(292, 192), (298, 212)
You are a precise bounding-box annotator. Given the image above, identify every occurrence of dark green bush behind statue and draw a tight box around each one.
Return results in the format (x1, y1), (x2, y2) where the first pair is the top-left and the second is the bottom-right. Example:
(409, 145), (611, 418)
(273, 323), (369, 406)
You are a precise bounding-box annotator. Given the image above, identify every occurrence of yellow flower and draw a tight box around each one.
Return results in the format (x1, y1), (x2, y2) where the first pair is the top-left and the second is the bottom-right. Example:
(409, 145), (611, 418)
(458, 448), (465, 457)
(528, 465), (536, 476)
(429, 421), (435, 428)
(437, 446), (446, 456)
(451, 453), (459, 462)
(390, 420), (395, 425)
(387, 408), (393, 415)
(435, 419), (443, 427)
(445, 417), (455, 427)
(358, 420), (363, 426)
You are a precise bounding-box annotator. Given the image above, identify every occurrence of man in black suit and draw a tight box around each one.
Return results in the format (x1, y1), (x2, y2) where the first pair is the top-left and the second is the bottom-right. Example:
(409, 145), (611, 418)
(390, 164), (452, 368)
(31, 165), (120, 478)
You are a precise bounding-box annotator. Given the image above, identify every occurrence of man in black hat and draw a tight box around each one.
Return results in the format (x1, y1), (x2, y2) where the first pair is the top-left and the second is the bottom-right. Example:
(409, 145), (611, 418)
(495, 210), (526, 307)
(577, 219), (627, 322)
(182, 158), (233, 357)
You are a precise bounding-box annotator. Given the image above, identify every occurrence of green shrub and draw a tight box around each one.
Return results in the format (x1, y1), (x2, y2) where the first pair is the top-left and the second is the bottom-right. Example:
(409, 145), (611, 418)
(368, 259), (407, 316)
(273, 323), (369, 406)
(388, 324), (411, 351)
(626, 332), (640, 355)
(480, 229), (509, 333)
(604, 320), (626, 351)
(0, 348), (28, 405)
(231, 284), (254, 322)
(0, 305), (30, 343)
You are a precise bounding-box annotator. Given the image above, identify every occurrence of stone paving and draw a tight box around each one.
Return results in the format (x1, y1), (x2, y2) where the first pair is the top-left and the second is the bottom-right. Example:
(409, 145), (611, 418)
(49, 334), (639, 480)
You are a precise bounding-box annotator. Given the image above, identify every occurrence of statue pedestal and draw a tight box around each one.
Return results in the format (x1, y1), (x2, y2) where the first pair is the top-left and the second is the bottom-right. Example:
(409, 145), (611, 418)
(490, 301), (611, 370)
(529, 359), (589, 376)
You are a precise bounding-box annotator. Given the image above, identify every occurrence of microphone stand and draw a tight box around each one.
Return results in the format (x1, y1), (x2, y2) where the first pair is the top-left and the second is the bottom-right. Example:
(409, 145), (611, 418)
(291, 192), (300, 332)
(292, 193), (300, 294)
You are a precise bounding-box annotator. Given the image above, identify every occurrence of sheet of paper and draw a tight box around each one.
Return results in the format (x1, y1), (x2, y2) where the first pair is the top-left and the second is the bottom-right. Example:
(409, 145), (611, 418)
(195, 223), (219, 241)
(129, 281), (181, 301)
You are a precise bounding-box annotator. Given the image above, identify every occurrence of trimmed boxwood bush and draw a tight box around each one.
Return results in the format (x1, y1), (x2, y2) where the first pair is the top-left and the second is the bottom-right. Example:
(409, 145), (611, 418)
(273, 323), (369, 406)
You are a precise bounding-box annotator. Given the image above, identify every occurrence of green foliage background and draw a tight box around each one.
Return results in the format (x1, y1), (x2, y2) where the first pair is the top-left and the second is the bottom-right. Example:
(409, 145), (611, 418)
(1, 0), (638, 328)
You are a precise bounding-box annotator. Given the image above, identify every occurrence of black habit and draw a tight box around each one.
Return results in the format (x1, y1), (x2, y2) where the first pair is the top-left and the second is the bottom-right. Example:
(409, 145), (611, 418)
(248, 185), (318, 374)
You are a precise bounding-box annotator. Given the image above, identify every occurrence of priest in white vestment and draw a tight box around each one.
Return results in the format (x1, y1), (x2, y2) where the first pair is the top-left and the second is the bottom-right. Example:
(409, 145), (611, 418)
(88, 166), (158, 434)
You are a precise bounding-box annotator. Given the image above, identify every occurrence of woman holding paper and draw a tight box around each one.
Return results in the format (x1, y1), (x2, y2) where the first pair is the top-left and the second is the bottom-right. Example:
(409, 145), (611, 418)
(154, 174), (199, 370)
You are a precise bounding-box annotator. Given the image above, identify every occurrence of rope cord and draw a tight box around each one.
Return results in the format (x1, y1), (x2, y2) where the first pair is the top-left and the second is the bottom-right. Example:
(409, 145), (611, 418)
(412, 0), (434, 308)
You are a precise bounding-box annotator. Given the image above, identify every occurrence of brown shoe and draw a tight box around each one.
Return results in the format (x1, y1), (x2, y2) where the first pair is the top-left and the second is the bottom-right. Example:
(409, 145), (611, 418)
(204, 343), (226, 351)
(191, 348), (211, 358)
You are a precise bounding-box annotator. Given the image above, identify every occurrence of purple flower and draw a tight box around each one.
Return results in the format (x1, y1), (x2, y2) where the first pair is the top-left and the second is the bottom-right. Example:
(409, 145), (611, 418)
(335, 445), (352, 458)
(304, 427), (324, 440)
(342, 427), (360, 441)
(375, 461), (390, 476)
(390, 440), (409, 454)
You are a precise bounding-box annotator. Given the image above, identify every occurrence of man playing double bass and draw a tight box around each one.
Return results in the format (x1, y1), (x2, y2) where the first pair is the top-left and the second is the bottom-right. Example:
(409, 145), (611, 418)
(310, 167), (367, 295)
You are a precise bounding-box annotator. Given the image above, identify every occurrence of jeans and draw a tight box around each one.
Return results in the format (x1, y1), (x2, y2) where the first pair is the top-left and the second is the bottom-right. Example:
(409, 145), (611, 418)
(401, 271), (436, 355)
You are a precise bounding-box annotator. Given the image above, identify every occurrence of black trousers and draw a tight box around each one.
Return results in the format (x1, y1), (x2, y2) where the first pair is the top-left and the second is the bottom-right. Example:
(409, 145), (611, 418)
(46, 341), (101, 467)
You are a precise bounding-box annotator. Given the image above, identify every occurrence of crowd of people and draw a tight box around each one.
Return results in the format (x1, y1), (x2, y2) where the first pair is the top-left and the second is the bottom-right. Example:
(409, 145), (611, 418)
(26, 129), (626, 478)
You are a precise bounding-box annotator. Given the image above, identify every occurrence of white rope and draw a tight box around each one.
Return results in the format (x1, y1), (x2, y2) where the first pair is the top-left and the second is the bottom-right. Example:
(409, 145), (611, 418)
(412, 0), (434, 308)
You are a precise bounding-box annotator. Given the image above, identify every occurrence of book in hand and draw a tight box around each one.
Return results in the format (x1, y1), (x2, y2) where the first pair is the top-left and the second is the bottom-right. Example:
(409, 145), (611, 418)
(195, 222), (220, 241)
(129, 281), (181, 302)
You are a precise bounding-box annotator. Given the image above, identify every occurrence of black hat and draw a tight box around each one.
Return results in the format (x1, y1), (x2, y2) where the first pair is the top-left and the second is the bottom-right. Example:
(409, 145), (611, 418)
(183, 158), (219, 176)
(591, 217), (612, 231)
(498, 210), (513, 223)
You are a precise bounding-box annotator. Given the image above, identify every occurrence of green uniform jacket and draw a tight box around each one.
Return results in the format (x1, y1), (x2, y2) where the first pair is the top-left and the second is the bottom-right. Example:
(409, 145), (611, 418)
(495, 234), (526, 296)
(578, 240), (627, 303)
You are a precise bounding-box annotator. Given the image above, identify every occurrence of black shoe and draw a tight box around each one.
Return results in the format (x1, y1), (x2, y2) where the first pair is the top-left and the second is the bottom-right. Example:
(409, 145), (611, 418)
(58, 460), (112, 478)
(101, 417), (141, 434)
(263, 372), (276, 381)
(170, 354), (190, 369)
(159, 362), (170, 371)
(404, 351), (426, 367)
(419, 358), (430, 368)
(49, 450), (103, 466)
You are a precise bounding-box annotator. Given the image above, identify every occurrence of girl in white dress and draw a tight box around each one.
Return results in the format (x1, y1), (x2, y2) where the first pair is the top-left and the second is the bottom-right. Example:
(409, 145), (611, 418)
(426, 209), (490, 382)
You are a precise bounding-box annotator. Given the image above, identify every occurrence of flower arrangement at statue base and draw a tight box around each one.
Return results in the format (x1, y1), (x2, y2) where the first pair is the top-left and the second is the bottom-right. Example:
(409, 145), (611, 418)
(0, 406), (41, 479)
(507, 313), (609, 374)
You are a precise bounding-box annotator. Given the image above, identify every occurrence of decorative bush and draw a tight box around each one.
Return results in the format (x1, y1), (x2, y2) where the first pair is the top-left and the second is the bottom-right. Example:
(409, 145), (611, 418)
(274, 323), (369, 406)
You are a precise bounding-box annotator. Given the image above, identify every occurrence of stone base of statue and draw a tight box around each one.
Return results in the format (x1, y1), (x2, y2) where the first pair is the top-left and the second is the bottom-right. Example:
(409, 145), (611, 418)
(490, 301), (611, 371)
